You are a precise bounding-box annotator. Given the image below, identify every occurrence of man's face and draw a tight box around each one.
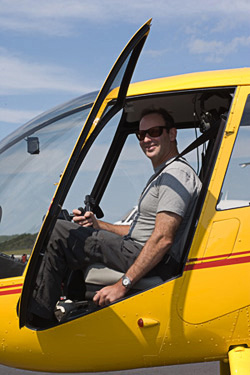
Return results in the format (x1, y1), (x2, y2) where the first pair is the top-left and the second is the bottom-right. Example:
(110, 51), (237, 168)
(139, 113), (177, 168)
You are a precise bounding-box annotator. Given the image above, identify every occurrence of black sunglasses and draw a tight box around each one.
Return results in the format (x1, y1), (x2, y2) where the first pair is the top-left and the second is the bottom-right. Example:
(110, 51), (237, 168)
(135, 126), (169, 141)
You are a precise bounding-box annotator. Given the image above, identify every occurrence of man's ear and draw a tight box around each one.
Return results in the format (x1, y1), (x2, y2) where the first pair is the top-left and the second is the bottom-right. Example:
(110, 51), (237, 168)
(169, 127), (177, 142)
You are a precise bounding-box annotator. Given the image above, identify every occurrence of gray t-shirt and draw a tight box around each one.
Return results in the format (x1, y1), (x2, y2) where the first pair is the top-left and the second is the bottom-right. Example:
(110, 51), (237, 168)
(127, 158), (202, 262)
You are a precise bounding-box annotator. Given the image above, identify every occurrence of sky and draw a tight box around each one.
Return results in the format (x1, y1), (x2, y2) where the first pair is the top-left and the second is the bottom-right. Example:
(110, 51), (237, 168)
(0, 0), (250, 141)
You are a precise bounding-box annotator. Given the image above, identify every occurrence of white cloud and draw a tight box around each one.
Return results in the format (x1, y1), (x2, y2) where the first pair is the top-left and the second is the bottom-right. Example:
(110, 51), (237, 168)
(0, 47), (92, 95)
(0, 15), (72, 37)
(0, 0), (132, 35)
(188, 36), (250, 62)
(143, 49), (168, 58)
(0, 108), (39, 124)
(0, 0), (249, 35)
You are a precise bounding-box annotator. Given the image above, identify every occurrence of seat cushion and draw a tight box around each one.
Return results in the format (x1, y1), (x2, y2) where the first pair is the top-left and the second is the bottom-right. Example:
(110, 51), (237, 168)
(84, 263), (163, 290)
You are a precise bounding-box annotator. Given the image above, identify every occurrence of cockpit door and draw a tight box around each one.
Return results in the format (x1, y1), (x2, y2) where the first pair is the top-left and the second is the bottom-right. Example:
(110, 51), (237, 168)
(19, 19), (151, 328)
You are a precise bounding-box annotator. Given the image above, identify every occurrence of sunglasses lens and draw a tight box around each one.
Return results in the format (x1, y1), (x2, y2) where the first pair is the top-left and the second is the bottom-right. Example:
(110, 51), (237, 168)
(135, 131), (143, 140)
(136, 126), (165, 141)
(148, 127), (163, 137)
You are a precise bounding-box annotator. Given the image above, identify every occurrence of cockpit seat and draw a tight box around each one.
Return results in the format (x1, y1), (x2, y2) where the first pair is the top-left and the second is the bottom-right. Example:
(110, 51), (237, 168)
(83, 263), (163, 298)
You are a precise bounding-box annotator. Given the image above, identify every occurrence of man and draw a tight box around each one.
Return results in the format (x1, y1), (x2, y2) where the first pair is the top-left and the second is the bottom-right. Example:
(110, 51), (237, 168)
(29, 108), (201, 322)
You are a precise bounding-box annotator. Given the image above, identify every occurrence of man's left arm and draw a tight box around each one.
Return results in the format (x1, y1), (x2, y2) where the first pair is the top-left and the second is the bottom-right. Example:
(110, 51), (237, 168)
(93, 211), (182, 307)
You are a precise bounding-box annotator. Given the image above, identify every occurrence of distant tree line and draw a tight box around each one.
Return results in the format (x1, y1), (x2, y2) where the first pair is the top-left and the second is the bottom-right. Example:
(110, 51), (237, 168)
(0, 233), (37, 252)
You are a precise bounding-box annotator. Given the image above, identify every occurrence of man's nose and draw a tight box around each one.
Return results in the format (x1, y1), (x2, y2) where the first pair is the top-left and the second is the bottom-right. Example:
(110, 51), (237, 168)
(143, 133), (153, 142)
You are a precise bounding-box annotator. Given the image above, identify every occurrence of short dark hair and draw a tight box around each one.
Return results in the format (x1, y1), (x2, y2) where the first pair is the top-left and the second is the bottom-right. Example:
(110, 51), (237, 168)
(140, 108), (175, 129)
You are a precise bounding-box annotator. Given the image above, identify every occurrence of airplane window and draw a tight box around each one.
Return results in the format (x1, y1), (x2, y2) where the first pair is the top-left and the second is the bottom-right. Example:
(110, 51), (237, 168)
(0, 106), (92, 277)
(217, 95), (250, 210)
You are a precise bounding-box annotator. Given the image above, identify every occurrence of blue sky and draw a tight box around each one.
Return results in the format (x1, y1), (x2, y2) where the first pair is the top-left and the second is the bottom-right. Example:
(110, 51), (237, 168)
(0, 0), (250, 141)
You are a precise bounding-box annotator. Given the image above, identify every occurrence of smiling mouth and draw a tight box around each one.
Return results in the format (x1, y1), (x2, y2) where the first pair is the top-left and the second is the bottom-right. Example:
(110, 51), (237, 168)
(145, 144), (156, 152)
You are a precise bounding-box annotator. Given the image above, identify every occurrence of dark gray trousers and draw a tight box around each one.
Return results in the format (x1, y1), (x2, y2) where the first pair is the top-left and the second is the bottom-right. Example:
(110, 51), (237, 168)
(30, 219), (143, 319)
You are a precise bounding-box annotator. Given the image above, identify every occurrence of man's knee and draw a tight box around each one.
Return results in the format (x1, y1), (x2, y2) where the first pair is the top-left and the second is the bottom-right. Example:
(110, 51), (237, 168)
(49, 220), (86, 250)
(50, 220), (72, 243)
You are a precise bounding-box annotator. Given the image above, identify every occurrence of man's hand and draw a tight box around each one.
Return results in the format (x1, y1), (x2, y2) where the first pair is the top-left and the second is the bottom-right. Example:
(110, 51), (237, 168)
(72, 208), (130, 236)
(93, 281), (127, 307)
(72, 209), (99, 229)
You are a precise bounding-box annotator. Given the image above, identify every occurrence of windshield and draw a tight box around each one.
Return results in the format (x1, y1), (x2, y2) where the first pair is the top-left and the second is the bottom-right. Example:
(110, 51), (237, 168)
(0, 92), (97, 275)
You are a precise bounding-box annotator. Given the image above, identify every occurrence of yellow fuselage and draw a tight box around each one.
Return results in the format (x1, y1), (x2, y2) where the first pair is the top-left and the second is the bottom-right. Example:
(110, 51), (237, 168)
(1, 68), (250, 372)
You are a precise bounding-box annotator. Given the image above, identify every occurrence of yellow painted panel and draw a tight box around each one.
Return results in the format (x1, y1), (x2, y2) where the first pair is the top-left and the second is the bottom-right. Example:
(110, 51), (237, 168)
(204, 219), (240, 258)
(0, 282), (172, 372)
(231, 307), (250, 343)
(177, 260), (250, 324)
(1, 274), (250, 372)
(125, 68), (250, 98)
(178, 86), (250, 324)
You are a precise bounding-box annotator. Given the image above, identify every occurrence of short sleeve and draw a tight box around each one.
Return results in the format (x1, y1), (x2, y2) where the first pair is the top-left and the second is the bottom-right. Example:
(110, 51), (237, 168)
(156, 167), (194, 217)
